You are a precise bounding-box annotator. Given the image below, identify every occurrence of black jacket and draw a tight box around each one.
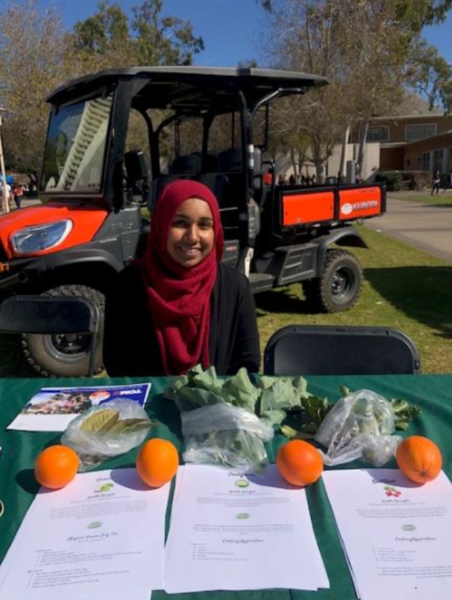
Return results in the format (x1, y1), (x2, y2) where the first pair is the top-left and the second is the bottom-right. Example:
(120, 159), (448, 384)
(103, 262), (260, 377)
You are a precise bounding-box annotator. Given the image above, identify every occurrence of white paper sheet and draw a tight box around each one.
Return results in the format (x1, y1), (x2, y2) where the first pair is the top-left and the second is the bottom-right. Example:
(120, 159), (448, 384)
(164, 464), (329, 593)
(323, 468), (452, 600)
(0, 468), (169, 600)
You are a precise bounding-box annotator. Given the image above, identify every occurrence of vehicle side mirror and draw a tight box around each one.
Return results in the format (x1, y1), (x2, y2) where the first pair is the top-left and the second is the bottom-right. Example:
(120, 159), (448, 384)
(124, 150), (150, 184)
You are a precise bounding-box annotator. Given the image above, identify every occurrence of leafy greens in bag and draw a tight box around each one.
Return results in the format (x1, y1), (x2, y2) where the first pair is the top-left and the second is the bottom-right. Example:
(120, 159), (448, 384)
(164, 365), (421, 469)
(314, 389), (403, 467)
(165, 366), (269, 470)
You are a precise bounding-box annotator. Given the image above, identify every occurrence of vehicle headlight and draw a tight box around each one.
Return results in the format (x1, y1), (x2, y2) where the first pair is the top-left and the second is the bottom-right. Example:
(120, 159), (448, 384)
(11, 220), (73, 254)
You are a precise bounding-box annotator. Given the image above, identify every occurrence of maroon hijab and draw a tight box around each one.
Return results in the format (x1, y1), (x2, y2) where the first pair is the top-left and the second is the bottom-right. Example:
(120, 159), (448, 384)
(140, 179), (224, 375)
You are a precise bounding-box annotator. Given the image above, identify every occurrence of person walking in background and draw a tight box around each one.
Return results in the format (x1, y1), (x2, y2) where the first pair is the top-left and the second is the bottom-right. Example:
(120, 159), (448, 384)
(0, 181), (12, 211)
(12, 184), (23, 209)
(431, 168), (441, 196)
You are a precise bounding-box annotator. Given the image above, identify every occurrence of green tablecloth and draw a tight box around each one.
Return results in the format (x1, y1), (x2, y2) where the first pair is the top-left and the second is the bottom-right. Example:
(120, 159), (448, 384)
(1, 374), (452, 600)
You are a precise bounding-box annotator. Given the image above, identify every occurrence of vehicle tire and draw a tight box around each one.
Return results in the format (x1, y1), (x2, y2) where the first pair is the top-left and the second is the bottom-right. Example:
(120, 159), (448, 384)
(302, 249), (362, 313)
(22, 285), (105, 377)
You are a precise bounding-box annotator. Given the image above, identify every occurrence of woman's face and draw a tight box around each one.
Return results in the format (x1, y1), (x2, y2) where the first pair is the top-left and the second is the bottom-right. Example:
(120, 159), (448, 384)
(167, 197), (215, 268)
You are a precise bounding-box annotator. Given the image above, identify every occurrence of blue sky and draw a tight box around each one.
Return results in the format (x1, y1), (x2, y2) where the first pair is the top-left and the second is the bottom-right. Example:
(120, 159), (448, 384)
(423, 11), (452, 66)
(47, 0), (451, 68)
(50, 0), (267, 67)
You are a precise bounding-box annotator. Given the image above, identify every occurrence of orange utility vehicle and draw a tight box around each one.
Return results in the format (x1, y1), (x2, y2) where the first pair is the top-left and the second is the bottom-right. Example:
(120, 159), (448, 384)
(0, 67), (385, 376)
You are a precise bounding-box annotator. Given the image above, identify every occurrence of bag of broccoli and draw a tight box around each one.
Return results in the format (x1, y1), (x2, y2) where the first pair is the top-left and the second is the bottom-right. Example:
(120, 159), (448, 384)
(165, 365), (273, 471)
(181, 403), (274, 471)
(314, 389), (402, 467)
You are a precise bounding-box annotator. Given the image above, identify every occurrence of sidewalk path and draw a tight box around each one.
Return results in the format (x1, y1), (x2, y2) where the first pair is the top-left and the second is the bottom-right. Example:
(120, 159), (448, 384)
(1, 197), (41, 213)
(363, 193), (452, 264)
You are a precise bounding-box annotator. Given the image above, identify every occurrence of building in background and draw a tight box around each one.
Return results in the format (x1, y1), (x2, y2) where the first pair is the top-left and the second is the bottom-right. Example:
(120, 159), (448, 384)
(349, 94), (452, 180)
(351, 114), (452, 174)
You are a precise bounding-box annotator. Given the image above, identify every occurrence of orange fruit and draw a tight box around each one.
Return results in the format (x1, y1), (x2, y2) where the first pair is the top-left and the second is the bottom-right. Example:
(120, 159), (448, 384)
(34, 444), (79, 489)
(136, 438), (179, 488)
(276, 439), (323, 487)
(396, 435), (442, 484)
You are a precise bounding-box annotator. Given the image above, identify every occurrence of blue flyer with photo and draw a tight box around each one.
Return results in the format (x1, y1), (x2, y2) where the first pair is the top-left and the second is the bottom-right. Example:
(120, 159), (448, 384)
(7, 383), (152, 432)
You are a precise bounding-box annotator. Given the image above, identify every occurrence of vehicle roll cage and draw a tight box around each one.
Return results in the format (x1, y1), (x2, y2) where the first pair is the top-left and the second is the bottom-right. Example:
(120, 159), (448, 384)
(43, 67), (328, 210)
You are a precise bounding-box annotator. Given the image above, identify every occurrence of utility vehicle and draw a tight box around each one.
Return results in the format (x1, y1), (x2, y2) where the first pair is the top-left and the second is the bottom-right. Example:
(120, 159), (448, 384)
(0, 67), (385, 376)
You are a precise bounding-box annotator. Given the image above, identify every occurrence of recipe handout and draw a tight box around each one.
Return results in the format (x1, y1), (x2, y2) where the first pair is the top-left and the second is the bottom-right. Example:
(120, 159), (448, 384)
(0, 468), (169, 600)
(7, 383), (151, 431)
(323, 468), (452, 600)
(164, 464), (329, 593)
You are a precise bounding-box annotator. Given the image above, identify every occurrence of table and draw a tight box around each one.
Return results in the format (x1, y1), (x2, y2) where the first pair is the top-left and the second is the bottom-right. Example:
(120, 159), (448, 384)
(1, 373), (451, 600)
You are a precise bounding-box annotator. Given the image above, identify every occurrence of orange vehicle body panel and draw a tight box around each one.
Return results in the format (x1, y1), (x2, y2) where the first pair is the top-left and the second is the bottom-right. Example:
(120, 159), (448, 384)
(0, 202), (109, 260)
(338, 187), (383, 220)
(282, 191), (335, 226)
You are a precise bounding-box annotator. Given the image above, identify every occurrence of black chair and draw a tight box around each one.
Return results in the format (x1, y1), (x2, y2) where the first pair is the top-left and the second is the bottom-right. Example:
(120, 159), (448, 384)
(263, 324), (421, 376)
(0, 295), (101, 376)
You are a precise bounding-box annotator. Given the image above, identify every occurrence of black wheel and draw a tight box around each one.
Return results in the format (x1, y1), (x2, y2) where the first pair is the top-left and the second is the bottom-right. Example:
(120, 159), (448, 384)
(22, 285), (105, 377)
(302, 249), (362, 313)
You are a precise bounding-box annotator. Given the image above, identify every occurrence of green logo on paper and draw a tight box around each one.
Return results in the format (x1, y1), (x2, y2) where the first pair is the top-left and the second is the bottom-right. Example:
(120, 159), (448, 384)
(402, 524), (416, 531)
(95, 482), (114, 493)
(236, 513), (250, 520)
(235, 479), (249, 488)
(87, 521), (102, 529)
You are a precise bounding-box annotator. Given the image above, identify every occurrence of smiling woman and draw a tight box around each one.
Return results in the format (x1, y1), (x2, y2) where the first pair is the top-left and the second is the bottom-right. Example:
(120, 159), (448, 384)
(166, 198), (215, 268)
(102, 180), (261, 377)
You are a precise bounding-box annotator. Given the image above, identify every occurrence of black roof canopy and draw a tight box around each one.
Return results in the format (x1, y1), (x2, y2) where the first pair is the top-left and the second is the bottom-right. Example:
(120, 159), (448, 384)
(46, 66), (328, 113)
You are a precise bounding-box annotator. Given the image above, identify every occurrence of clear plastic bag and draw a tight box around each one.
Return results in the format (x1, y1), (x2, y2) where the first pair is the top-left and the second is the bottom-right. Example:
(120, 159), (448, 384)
(61, 399), (153, 471)
(314, 389), (402, 467)
(181, 403), (274, 471)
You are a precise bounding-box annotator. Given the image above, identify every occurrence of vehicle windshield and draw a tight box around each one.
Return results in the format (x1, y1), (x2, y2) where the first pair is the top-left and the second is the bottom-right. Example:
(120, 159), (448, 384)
(41, 93), (113, 193)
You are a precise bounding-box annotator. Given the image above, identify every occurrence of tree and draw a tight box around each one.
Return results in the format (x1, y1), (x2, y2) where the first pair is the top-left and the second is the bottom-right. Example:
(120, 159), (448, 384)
(73, 0), (204, 68)
(406, 39), (452, 113)
(259, 0), (452, 179)
(132, 0), (204, 66)
(73, 1), (132, 60)
(0, 1), (73, 173)
(259, 0), (402, 180)
(0, 0), (204, 173)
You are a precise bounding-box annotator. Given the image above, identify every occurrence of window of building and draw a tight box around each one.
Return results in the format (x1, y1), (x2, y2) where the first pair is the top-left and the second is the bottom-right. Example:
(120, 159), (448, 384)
(448, 148), (452, 171)
(367, 126), (389, 142)
(405, 123), (437, 142)
(433, 149), (443, 170)
(420, 152), (430, 171)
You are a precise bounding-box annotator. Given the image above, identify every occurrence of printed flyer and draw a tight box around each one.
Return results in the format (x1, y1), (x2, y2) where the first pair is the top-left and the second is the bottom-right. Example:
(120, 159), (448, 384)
(7, 383), (151, 431)
(323, 468), (452, 600)
(0, 468), (169, 600)
(164, 464), (329, 593)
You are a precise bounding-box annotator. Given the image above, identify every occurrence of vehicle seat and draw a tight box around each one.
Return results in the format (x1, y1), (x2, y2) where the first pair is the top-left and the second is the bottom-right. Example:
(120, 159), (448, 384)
(194, 173), (229, 206)
(217, 149), (242, 172)
(170, 153), (201, 175)
(203, 153), (219, 173)
(148, 175), (178, 211)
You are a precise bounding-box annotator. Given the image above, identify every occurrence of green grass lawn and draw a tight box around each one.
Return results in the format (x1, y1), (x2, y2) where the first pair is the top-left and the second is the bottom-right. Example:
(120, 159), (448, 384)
(255, 226), (452, 375)
(1, 225), (451, 377)
(394, 190), (452, 206)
